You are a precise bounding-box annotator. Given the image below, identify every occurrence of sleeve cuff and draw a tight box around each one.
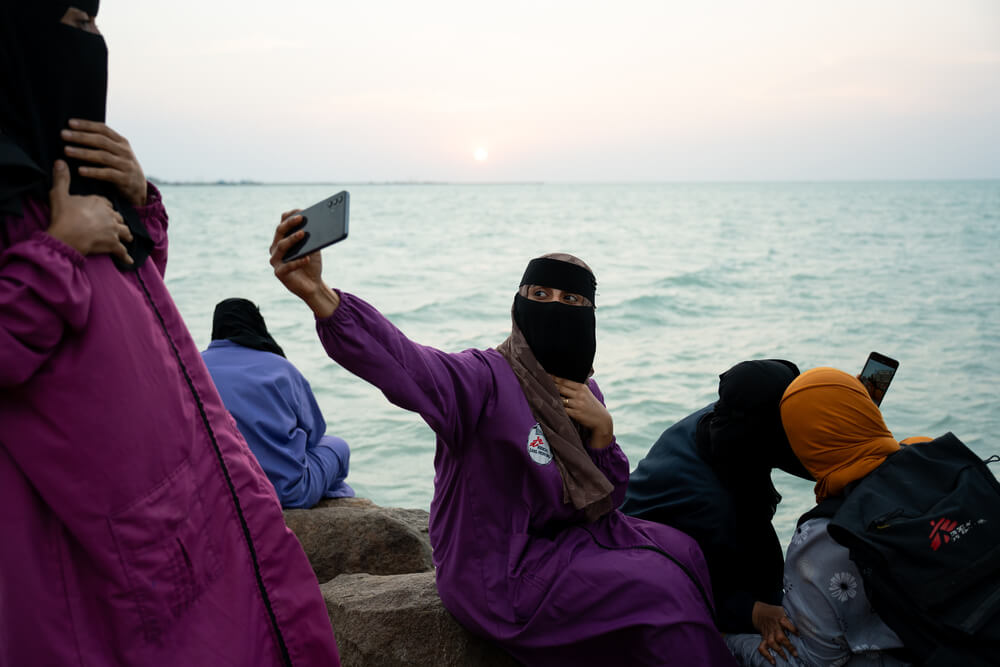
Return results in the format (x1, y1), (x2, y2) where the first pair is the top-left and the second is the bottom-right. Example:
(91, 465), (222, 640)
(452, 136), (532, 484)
(134, 182), (163, 214)
(587, 437), (619, 456)
(30, 230), (86, 267)
(315, 288), (350, 328)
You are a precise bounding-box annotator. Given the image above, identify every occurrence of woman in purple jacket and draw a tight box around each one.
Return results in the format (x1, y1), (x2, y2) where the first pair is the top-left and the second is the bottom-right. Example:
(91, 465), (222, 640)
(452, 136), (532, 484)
(269, 211), (737, 666)
(0, 4), (339, 664)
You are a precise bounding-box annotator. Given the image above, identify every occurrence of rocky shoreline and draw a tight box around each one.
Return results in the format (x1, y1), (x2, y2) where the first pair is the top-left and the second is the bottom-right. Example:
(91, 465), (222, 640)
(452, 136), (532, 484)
(284, 497), (518, 666)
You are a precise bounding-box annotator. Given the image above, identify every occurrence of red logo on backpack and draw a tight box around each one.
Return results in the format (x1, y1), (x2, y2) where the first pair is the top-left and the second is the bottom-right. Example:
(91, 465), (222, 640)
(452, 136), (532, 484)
(929, 517), (958, 551)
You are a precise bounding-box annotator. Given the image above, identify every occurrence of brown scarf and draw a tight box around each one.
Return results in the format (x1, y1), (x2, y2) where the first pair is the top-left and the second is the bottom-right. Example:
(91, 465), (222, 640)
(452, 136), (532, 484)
(497, 315), (614, 523)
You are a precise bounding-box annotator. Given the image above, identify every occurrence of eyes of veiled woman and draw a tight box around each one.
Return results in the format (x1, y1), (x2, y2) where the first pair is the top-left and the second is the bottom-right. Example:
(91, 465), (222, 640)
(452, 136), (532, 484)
(527, 287), (586, 306)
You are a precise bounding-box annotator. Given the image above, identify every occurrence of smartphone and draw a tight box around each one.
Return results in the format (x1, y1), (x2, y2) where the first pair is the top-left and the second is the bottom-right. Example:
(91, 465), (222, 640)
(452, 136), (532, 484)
(859, 351), (899, 406)
(282, 191), (350, 263)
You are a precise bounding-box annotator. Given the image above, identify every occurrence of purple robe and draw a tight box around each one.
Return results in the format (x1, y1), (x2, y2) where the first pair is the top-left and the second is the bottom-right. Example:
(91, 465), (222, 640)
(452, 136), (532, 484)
(0, 190), (339, 665)
(318, 292), (736, 666)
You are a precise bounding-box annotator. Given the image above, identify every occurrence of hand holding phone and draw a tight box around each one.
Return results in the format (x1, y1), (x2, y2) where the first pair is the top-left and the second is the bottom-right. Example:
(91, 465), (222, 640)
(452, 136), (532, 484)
(859, 352), (898, 406)
(282, 191), (350, 263)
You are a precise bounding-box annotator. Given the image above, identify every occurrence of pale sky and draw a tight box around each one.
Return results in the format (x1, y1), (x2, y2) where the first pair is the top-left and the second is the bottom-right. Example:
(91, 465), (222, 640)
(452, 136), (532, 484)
(98, 1), (1000, 182)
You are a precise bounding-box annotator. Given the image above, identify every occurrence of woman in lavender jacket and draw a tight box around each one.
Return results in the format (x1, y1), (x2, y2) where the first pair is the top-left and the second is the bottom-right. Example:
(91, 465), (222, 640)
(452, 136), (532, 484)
(269, 211), (736, 666)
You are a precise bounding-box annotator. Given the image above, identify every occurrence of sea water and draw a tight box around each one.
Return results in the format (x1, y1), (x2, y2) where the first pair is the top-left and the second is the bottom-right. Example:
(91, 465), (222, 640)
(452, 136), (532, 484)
(162, 181), (1000, 547)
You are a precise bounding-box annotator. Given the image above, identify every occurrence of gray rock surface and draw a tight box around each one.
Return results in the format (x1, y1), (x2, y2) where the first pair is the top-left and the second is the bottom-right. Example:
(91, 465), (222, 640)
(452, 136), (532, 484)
(283, 497), (519, 665)
(284, 498), (433, 583)
(322, 572), (519, 667)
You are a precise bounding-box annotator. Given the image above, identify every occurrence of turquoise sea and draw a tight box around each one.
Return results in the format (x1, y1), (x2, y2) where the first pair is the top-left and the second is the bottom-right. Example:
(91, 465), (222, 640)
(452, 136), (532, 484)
(162, 181), (1000, 547)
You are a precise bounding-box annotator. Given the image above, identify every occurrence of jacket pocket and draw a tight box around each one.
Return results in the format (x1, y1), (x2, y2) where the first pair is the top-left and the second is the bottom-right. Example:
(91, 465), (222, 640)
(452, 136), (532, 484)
(507, 531), (553, 623)
(108, 458), (222, 644)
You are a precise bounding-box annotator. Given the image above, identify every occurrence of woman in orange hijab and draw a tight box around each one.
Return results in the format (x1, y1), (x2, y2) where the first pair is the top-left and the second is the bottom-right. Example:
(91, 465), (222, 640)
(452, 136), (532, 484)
(781, 367), (902, 503)
(725, 367), (919, 666)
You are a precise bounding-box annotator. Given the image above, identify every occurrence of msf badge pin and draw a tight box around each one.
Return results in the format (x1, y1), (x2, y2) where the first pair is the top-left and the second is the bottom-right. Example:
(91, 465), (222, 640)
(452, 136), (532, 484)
(527, 423), (553, 465)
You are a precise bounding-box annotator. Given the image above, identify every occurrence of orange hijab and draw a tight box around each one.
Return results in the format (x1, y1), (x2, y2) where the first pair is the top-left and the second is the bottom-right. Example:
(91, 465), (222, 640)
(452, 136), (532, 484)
(780, 367), (900, 502)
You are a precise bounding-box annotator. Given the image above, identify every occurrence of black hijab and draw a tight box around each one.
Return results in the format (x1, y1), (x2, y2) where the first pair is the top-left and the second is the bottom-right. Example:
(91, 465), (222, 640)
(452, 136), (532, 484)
(512, 257), (597, 383)
(696, 359), (813, 519)
(211, 299), (286, 358)
(0, 1), (152, 269)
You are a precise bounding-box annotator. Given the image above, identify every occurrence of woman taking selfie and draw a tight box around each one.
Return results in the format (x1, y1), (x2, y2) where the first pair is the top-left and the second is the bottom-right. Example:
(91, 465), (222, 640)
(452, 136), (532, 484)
(270, 211), (737, 666)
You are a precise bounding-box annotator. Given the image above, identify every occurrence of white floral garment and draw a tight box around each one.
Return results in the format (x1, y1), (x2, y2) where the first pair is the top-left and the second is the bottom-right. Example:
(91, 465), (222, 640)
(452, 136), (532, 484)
(725, 517), (910, 666)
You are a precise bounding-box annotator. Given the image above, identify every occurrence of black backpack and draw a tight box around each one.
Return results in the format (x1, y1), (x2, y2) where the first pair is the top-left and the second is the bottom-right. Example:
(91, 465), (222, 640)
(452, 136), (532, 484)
(799, 433), (1000, 666)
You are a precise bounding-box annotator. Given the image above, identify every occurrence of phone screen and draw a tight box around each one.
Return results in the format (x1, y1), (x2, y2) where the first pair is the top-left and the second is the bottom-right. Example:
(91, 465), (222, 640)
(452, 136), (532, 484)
(859, 352), (898, 406)
(282, 191), (350, 263)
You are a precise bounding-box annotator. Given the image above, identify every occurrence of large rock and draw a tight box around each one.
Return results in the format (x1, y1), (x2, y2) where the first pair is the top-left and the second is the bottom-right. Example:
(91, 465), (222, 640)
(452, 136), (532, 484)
(323, 572), (519, 667)
(284, 498), (433, 582)
(379, 506), (432, 538)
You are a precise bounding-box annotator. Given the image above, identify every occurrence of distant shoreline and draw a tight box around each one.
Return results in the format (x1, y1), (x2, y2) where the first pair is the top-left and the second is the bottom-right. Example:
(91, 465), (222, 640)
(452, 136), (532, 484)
(149, 179), (547, 187)
(150, 178), (999, 187)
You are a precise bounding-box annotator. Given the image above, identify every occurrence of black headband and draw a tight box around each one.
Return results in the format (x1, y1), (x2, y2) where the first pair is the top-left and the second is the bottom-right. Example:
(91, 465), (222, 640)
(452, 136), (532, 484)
(519, 257), (596, 303)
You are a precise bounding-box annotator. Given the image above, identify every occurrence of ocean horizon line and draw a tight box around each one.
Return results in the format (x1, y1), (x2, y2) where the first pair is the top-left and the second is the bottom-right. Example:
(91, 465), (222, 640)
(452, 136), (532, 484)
(151, 177), (1000, 187)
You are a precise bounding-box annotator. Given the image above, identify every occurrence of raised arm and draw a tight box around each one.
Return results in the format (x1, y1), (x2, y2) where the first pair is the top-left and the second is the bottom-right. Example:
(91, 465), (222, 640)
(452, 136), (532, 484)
(269, 211), (493, 449)
(269, 210), (340, 318)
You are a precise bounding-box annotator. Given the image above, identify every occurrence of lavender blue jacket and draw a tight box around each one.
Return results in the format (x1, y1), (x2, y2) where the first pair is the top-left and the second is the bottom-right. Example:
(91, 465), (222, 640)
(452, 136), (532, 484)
(317, 292), (737, 666)
(0, 190), (339, 666)
(202, 339), (353, 508)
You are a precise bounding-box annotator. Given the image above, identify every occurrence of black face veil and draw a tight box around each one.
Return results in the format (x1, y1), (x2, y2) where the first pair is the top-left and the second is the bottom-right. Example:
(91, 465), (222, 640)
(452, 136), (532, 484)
(2, 2), (106, 201)
(512, 257), (597, 383)
(0, 1), (152, 269)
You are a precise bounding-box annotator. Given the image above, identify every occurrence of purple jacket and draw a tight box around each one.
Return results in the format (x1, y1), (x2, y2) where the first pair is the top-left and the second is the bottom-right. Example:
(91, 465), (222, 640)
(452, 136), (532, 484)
(0, 190), (339, 666)
(318, 292), (736, 666)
